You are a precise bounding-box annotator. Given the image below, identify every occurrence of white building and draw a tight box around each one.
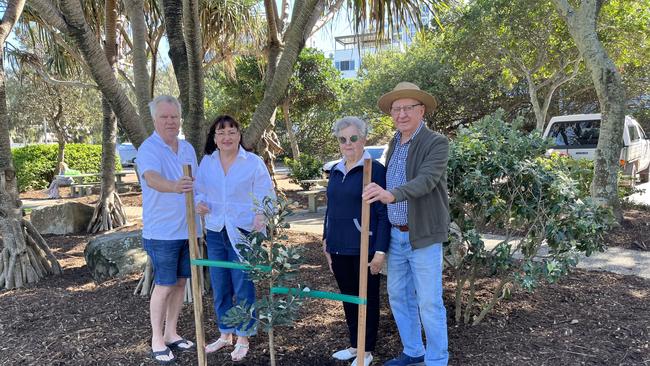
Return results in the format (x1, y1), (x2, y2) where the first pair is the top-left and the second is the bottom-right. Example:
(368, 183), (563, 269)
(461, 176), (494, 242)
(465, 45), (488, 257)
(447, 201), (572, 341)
(329, 16), (430, 78)
(331, 32), (404, 78)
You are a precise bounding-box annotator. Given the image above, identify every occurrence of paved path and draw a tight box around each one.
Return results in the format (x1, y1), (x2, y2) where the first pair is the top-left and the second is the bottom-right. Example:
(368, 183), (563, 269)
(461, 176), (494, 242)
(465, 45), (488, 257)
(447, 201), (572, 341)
(285, 211), (650, 280)
(479, 235), (650, 279)
(627, 181), (650, 206)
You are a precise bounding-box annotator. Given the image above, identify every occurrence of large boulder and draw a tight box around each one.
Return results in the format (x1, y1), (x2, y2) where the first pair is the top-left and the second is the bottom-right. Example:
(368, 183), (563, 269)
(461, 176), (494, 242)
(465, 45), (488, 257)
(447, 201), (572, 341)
(30, 202), (94, 235)
(84, 230), (147, 282)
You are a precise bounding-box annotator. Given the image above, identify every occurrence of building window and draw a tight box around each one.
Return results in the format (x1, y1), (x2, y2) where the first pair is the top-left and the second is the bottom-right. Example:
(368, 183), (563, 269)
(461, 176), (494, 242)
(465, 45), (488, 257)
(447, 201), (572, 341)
(336, 60), (355, 71)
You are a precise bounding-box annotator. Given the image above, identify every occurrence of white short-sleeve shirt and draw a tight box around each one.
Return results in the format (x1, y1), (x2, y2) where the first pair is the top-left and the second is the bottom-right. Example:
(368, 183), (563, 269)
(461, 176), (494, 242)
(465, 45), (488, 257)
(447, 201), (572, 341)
(136, 132), (200, 240)
(195, 146), (275, 249)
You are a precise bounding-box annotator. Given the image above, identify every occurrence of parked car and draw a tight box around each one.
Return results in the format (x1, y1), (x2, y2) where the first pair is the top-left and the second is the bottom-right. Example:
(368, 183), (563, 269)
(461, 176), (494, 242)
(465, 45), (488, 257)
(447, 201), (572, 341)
(322, 145), (388, 176)
(543, 113), (650, 183)
(116, 142), (137, 167)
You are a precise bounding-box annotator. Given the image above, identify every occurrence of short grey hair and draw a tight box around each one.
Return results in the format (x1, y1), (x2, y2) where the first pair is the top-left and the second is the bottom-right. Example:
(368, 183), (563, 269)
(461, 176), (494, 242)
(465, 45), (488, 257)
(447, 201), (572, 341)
(149, 95), (182, 119)
(332, 116), (368, 138)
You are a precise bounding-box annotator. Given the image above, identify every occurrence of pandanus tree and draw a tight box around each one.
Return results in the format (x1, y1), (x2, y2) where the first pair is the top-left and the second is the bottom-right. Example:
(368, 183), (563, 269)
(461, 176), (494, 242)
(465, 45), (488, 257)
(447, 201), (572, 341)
(87, 0), (127, 233)
(0, 0), (62, 290)
(15, 0), (441, 291)
(243, 0), (444, 150)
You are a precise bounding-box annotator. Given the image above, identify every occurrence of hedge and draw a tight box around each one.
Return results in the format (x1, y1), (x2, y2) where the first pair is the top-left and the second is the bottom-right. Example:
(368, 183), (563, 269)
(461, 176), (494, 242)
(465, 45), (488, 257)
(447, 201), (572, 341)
(11, 143), (122, 192)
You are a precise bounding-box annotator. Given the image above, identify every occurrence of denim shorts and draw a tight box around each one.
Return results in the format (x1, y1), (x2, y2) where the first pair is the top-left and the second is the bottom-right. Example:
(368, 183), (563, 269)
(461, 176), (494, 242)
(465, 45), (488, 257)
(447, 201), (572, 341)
(142, 238), (191, 286)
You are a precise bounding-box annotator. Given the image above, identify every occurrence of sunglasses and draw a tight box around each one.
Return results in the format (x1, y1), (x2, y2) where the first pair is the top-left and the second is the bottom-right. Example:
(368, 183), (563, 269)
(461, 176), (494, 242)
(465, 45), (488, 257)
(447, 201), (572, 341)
(338, 135), (360, 144)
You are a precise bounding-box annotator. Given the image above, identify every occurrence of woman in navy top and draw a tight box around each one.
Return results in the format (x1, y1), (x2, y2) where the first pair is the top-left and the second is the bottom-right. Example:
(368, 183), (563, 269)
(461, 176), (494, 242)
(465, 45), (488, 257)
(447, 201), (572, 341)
(323, 116), (390, 366)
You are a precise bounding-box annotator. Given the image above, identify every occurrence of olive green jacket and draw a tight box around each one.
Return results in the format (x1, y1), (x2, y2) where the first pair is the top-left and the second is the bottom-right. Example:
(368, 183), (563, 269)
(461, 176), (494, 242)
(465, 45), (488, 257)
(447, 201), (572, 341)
(387, 125), (450, 248)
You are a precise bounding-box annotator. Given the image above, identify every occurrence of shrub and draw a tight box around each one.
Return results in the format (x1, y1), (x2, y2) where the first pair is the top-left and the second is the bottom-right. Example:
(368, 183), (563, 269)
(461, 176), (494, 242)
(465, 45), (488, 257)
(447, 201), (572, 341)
(12, 144), (58, 192)
(447, 110), (615, 325)
(539, 153), (638, 199)
(283, 154), (323, 189)
(11, 143), (121, 192)
(223, 196), (303, 366)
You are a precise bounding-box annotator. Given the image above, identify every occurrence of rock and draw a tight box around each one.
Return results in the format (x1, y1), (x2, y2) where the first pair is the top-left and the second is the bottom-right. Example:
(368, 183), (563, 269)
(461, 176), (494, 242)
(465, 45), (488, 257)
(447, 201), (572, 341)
(84, 230), (147, 282)
(30, 202), (94, 235)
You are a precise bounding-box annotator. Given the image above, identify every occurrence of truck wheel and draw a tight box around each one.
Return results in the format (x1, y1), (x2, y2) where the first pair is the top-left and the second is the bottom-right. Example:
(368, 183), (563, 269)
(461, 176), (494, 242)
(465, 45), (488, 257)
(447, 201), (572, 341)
(640, 166), (650, 183)
(623, 164), (637, 189)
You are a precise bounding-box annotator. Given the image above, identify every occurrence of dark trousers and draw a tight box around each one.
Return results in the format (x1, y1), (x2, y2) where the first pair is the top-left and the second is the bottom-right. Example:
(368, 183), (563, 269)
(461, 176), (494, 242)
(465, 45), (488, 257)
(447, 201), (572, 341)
(331, 253), (381, 351)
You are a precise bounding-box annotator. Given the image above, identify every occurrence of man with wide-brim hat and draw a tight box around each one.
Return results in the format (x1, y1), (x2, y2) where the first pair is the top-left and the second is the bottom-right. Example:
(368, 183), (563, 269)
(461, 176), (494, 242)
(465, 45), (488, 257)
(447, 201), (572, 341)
(363, 82), (450, 366)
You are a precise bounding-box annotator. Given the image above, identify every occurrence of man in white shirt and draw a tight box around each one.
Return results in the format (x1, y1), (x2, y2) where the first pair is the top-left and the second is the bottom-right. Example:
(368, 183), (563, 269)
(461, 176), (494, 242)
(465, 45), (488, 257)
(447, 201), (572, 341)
(136, 95), (199, 364)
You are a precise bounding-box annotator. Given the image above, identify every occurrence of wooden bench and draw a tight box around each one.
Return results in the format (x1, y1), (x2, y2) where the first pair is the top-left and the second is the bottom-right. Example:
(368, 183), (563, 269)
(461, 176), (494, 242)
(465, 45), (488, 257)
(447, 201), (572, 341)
(297, 187), (326, 213)
(298, 179), (329, 188)
(70, 183), (99, 197)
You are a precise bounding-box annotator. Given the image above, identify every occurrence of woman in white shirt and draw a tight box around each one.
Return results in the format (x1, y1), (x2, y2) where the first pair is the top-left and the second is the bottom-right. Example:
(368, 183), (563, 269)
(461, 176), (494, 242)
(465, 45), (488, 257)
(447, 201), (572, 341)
(196, 115), (274, 362)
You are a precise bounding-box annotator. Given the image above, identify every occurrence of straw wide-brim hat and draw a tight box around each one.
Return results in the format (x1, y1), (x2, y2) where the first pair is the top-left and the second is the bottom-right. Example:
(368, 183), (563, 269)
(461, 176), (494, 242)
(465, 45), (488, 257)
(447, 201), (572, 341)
(377, 82), (438, 114)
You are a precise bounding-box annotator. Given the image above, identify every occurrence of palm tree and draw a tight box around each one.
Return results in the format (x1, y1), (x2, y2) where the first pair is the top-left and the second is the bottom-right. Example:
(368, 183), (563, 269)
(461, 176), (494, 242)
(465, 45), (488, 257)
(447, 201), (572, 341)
(29, 0), (148, 147)
(88, 0), (128, 233)
(242, 0), (442, 149)
(0, 0), (62, 290)
(125, 0), (154, 134)
(161, 0), (264, 155)
(182, 0), (205, 152)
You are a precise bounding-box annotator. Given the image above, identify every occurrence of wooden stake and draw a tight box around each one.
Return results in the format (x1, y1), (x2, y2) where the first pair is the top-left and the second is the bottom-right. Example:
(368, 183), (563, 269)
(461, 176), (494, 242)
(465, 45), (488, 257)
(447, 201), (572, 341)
(183, 165), (206, 366)
(356, 159), (372, 364)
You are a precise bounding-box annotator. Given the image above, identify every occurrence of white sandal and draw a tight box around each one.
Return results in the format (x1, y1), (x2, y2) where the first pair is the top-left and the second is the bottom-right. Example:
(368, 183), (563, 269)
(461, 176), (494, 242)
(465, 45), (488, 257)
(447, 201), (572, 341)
(205, 338), (232, 354)
(231, 343), (249, 362)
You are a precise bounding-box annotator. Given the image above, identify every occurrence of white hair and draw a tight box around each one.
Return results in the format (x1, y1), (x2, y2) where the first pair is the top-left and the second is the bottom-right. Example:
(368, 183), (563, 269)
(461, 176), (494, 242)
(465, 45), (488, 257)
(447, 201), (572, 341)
(332, 116), (368, 137)
(148, 95), (182, 119)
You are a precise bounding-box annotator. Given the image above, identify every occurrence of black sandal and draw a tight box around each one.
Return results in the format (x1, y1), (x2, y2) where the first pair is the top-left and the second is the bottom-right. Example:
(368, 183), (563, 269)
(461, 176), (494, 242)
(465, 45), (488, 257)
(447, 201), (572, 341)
(150, 347), (175, 365)
(166, 338), (196, 353)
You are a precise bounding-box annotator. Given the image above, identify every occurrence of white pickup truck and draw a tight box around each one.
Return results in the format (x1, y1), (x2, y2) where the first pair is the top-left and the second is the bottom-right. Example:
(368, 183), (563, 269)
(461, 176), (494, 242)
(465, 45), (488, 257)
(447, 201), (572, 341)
(543, 113), (650, 184)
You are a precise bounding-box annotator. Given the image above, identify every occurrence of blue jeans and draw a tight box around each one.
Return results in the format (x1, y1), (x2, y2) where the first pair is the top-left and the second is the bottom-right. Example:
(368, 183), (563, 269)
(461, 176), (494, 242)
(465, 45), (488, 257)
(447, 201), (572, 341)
(142, 238), (191, 286)
(206, 229), (257, 336)
(387, 228), (448, 365)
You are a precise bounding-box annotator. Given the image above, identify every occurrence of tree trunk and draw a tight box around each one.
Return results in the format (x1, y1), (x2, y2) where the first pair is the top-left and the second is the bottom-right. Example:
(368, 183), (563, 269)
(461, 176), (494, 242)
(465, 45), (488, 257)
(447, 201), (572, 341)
(161, 0), (190, 121)
(125, 0), (154, 134)
(520, 59), (581, 132)
(551, 0), (624, 221)
(29, 0), (148, 148)
(88, 0), (127, 233)
(524, 73), (546, 131)
(282, 100), (300, 158)
(148, 29), (164, 100)
(256, 110), (283, 187)
(0, 0), (62, 290)
(182, 0), (205, 156)
(242, 0), (320, 149)
(56, 140), (66, 170)
(50, 87), (66, 169)
(88, 97), (128, 233)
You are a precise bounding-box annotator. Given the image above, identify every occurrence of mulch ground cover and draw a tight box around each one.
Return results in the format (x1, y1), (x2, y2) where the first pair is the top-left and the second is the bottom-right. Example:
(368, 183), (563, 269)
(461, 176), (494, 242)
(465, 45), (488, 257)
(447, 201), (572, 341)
(1, 229), (648, 366)
(604, 206), (650, 251)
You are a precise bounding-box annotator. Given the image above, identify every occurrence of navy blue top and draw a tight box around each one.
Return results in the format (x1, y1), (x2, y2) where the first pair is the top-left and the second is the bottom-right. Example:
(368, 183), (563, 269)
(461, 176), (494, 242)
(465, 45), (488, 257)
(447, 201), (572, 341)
(323, 159), (391, 256)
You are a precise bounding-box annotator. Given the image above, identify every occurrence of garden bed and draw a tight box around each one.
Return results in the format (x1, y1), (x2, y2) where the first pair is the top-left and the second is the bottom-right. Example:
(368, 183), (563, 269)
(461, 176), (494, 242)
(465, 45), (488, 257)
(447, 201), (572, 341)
(1, 231), (648, 365)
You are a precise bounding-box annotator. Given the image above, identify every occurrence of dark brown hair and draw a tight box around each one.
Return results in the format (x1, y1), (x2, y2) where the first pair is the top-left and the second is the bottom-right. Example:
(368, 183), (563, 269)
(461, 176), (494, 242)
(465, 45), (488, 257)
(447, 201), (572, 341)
(204, 115), (244, 155)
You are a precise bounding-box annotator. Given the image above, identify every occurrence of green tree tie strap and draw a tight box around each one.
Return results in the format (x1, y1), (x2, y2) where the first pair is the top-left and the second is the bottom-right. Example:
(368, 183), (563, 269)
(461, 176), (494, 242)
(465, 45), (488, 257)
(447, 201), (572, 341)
(191, 259), (272, 272)
(271, 287), (367, 305)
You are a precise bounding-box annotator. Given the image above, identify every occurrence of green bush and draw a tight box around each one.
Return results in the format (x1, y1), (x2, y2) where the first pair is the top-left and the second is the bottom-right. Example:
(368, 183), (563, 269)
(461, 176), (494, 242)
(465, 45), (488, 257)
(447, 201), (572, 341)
(11, 143), (121, 192)
(283, 154), (323, 190)
(538, 154), (638, 199)
(12, 144), (58, 192)
(537, 154), (594, 198)
(446, 110), (615, 325)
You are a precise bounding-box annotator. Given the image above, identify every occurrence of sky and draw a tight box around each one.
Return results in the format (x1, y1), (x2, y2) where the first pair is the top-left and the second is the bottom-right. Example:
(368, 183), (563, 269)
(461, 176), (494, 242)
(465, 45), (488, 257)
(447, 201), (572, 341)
(307, 7), (355, 55)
